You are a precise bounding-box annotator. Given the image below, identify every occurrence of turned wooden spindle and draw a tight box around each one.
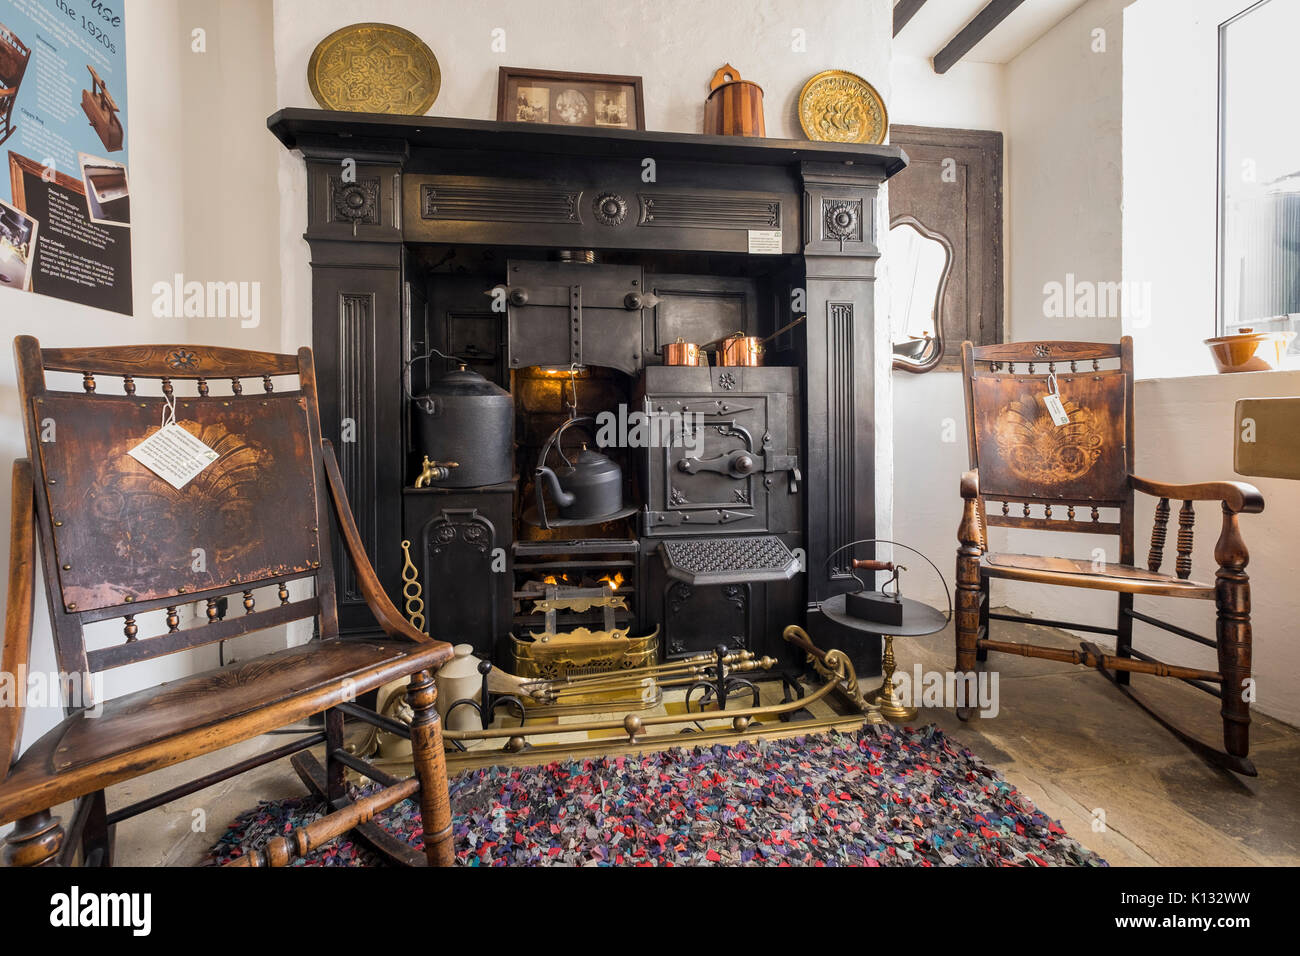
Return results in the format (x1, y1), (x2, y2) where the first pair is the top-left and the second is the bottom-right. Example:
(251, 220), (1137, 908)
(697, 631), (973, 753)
(955, 474), (984, 718)
(123, 374), (136, 395)
(1023, 502), (1031, 518)
(206, 597), (219, 623)
(1148, 497), (1170, 572)
(231, 377), (243, 395)
(1045, 503), (1053, 519)
(197, 377), (210, 397)
(161, 376), (174, 400)
(1, 811), (65, 867)
(1214, 503), (1253, 759)
(243, 590), (255, 614)
(1001, 501), (1009, 516)
(122, 614), (138, 643)
(1176, 500), (1195, 580)
(1067, 504), (1076, 521)
(407, 670), (455, 866)
(166, 606), (180, 632)
(1070, 360), (1078, 372)
(262, 375), (274, 393)
(82, 371), (96, 393)
(278, 581), (289, 605)
(1091, 506), (1100, 523)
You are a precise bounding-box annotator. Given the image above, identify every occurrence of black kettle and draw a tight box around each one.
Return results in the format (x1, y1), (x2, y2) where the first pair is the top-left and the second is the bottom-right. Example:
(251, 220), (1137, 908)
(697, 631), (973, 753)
(534, 417), (624, 524)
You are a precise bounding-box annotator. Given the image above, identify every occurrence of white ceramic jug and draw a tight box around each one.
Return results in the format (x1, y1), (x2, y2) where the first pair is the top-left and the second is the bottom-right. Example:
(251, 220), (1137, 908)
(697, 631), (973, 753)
(436, 643), (483, 733)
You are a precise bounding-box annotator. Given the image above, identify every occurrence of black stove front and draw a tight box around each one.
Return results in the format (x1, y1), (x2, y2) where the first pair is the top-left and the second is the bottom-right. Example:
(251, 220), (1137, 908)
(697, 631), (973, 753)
(275, 110), (904, 680)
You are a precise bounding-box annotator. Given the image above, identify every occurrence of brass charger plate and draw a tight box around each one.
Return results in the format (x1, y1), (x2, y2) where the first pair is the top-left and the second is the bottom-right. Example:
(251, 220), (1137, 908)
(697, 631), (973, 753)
(798, 69), (888, 144)
(308, 22), (441, 114)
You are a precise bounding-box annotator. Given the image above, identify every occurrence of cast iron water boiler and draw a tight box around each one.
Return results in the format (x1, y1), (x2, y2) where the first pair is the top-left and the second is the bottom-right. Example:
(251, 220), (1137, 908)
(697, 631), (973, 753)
(414, 364), (513, 487)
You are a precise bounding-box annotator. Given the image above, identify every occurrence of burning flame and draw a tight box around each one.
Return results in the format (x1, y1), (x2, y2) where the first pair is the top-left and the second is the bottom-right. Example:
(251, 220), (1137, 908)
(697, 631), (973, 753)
(543, 575), (559, 585)
(599, 572), (625, 592)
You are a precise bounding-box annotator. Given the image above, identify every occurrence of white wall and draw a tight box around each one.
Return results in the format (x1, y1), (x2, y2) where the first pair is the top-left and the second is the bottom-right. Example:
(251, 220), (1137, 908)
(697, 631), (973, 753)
(1006, 0), (1127, 345)
(0, 0), (283, 755)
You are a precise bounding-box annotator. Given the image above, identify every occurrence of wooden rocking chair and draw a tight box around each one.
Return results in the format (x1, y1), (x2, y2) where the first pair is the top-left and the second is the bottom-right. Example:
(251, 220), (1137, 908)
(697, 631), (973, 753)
(955, 338), (1265, 775)
(0, 337), (455, 866)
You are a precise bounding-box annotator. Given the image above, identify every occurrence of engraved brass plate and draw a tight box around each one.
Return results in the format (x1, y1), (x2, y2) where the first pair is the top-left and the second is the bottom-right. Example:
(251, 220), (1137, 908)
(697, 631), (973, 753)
(307, 22), (440, 115)
(798, 70), (888, 145)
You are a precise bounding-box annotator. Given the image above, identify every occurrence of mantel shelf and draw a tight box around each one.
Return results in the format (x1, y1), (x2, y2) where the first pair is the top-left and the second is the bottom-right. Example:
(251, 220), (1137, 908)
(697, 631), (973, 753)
(267, 107), (909, 175)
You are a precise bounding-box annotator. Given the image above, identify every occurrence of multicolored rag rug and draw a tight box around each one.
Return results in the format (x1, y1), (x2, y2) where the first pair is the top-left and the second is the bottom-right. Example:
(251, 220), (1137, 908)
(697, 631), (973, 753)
(206, 725), (1107, 867)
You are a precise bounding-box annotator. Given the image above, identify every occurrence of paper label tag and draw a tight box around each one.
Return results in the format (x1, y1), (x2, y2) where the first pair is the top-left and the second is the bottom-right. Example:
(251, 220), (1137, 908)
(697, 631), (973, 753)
(1043, 393), (1070, 427)
(128, 423), (220, 489)
(747, 229), (782, 254)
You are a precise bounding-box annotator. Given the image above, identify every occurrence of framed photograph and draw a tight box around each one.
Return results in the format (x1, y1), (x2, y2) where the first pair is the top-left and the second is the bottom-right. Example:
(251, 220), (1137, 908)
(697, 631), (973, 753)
(497, 67), (645, 131)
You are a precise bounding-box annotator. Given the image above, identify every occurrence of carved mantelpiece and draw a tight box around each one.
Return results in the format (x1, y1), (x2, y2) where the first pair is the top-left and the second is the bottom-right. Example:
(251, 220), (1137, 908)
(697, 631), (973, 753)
(269, 109), (906, 654)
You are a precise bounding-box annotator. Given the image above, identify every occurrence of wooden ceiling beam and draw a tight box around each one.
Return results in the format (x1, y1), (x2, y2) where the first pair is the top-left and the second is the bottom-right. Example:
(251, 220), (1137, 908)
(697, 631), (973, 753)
(893, 0), (929, 36)
(932, 0), (1029, 74)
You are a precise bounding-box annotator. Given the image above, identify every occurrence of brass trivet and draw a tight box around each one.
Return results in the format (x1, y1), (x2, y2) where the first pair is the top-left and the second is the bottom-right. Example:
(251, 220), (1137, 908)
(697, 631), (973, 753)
(798, 69), (888, 145)
(307, 22), (441, 115)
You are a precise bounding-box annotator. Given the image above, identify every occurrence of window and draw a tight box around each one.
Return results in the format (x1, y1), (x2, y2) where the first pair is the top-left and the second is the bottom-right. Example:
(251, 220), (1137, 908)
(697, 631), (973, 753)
(1218, 0), (1300, 356)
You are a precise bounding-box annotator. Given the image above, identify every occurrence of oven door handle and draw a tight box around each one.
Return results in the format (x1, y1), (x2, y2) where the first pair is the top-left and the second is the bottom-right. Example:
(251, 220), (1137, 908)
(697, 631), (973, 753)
(676, 449), (760, 478)
(675, 450), (801, 492)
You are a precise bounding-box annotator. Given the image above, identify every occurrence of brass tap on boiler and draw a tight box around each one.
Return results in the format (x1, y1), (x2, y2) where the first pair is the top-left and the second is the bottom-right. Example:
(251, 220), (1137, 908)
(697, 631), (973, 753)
(414, 456), (459, 488)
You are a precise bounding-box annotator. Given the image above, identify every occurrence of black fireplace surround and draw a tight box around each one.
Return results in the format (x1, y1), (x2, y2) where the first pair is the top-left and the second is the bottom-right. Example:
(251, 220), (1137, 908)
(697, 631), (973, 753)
(268, 109), (907, 675)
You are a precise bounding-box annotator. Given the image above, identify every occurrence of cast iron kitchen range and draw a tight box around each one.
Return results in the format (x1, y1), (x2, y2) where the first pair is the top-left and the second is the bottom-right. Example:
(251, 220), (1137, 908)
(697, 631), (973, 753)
(268, 109), (906, 675)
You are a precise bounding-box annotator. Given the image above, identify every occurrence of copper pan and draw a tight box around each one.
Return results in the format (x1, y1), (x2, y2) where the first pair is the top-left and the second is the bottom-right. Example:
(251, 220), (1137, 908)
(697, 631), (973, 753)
(711, 317), (806, 367)
(663, 337), (702, 366)
(716, 332), (763, 367)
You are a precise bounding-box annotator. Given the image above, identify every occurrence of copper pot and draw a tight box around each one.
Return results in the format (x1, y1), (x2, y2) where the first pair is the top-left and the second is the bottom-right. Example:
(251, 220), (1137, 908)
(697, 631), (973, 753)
(717, 332), (764, 367)
(663, 338), (702, 366)
(1204, 327), (1295, 373)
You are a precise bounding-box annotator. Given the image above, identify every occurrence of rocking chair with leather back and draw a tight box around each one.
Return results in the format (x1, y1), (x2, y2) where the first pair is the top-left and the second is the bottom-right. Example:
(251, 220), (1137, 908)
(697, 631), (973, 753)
(0, 336), (456, 866)
(955, 338), (1265, 775)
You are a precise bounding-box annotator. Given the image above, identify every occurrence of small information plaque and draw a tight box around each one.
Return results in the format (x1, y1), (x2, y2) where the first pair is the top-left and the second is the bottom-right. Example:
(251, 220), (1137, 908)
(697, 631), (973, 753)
(747, 229), (782, 255)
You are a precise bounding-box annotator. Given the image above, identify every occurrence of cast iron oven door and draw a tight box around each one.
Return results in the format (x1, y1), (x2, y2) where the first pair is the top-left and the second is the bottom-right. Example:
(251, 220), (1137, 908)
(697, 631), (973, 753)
(644, 391), (798, 535)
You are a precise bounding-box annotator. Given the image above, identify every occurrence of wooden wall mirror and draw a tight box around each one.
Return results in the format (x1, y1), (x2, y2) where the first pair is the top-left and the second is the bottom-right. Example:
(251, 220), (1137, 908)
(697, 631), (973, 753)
(889, 214), (951, 373)
(887, 125), (1004, 370)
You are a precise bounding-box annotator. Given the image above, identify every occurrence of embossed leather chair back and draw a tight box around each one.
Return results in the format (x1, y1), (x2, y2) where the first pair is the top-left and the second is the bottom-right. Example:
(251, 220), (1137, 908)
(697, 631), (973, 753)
(961, 339), (1134, 548)
(13, 337), (337, 684)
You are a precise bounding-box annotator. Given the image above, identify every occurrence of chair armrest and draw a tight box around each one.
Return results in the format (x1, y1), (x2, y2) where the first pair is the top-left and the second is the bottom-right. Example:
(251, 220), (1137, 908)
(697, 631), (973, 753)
(1130, 475), (1264, 515)
(957, 468), (985, 553)
(320, 441), (453, 664)
(1, 460), (36, 782)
